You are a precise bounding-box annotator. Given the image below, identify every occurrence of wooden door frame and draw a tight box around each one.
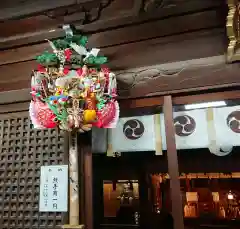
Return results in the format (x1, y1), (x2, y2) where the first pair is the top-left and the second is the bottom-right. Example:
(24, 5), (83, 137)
(120, 90), (240, 109)
(120, 89), (240, 229)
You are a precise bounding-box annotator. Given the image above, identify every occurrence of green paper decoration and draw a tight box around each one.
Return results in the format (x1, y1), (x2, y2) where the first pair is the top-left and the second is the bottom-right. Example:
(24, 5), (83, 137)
(85, 55), (108, 65)
(52, 39), (69, 49)
(72, 35), (88, 46)
(52, 35), (88, 50)
(35, 33), (107, 68)
(36, 51), (58, 65)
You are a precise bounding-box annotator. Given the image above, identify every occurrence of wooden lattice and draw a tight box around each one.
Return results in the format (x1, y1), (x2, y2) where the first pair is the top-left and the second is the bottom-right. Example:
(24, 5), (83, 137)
(0, 112), (67, 229)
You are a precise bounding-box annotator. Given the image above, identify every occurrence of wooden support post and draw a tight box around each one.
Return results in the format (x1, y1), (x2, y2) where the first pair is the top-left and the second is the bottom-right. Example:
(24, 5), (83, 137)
(84, 147), (93, 229)
(64, 132), (84, 229)
(163, 95), (184, 229)
(69, 132), (80, 225)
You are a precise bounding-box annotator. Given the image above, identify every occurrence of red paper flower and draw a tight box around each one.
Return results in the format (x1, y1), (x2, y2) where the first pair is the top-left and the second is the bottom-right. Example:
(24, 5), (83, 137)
(37, 64), (46, 72)
(101, 67), (110, 74)
(64, 49), (72, 61)
(89, 68), (97, 74)
(63, 67), (70, 75)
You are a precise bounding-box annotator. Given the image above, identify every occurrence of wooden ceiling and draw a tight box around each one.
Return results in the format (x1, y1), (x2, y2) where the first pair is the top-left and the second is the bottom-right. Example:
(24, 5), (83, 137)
(0, 0), (239, 99)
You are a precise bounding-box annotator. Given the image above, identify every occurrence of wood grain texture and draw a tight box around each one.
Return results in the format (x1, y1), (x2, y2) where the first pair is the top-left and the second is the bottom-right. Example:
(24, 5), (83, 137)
(0, 89), (30, 104)
(118, 62), (240, 98)
(0, 31), (228, 96)
(173, 90), (240, 105)
(0, 61), (34, 84)
(163, 95), (184, 229)
(1, 57), (239, 99)
(88, 10), (224, 47)
(1, 89), (239, 112)
(83, 148), (93, 229)
(0, 28), (225, 67)
(105, 29), (225, 70)
(0, 102), (29, 114)
(0, 64), (239, 102)
(0, 0), (136, 38)
(0, 43), (50, 65)
(0, 0), (99, 21)
(0, 8), (224, 50)
(119, 90), (240, 109)
(0, 0), (135, 47)
(0, 80), (30, 93)
(0, 0), (231, 99)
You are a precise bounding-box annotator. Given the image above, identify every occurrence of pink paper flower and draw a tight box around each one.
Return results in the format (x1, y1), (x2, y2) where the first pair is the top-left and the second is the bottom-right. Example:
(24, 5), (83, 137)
(76, 68), (83, 76)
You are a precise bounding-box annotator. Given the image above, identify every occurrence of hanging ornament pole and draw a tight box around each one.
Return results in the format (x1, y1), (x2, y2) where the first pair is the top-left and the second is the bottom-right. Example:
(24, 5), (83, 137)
(62, 24), (83, 229)
(30, 23), (119, 228)
(69, 132), (80, 225)
(64, 132), (83, 229)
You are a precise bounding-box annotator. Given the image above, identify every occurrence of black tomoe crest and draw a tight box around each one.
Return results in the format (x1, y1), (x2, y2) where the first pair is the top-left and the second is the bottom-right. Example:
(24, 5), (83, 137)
(123, 119), (145, 140)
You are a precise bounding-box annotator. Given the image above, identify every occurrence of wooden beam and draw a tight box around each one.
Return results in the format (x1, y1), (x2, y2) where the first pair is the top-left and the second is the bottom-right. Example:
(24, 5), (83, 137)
(173, 90), (240, 105)
(119, 61), (240, 99)
(0, 30), (226, 78)
(0, 0), (136, 39)
(0, 88), (239, 111)
(163, 95), (184, 229)
(4, 77), (238, 102)
(0, 0), (99, 21)
(88, 10), (224, 48)
(0, 0), (136, 47)
(0, 30), (228, 97)
(88, 0), (225, 33)
(0, 80), (30, 94)
(0, 102), (29, 114)
(0, 8), (224, 50)
(119, 90), (240, 109)
(0, 89), (30, 104)
(0, 28), (225, 67)
(0, 61), (239, 101)
(120, 97), (164, 109)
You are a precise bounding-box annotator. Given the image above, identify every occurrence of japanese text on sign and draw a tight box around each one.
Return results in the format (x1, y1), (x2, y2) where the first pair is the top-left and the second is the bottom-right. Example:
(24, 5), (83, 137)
(39, 165), (68, 212)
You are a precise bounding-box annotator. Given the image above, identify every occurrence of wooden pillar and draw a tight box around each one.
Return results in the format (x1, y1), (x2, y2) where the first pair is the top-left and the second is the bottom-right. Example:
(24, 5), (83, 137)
(69, 132), (80, 225)
(79, 141), (85, 224)
(84, 146), (93, 229)
(163, 95), (184, 229)
(64, 132), (84, 229)
(79, 132), (93, 229)
(139, 171), (149, 228)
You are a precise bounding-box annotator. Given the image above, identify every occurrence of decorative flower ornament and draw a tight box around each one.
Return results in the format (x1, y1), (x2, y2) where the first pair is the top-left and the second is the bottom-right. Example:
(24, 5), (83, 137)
(29, 25), (119, 132)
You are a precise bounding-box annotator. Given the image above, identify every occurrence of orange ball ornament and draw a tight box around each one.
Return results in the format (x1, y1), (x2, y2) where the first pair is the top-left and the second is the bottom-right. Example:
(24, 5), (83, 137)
(83, 110), (97, 123)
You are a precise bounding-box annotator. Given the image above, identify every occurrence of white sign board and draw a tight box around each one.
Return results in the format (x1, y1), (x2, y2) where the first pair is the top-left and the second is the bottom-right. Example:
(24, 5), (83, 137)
(39, 165), (68, 212)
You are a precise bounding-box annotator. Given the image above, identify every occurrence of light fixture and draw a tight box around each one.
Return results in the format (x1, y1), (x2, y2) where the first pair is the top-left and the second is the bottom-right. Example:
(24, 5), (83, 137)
(227, 190), (234, 200)
(184, 101), (226, 110)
